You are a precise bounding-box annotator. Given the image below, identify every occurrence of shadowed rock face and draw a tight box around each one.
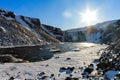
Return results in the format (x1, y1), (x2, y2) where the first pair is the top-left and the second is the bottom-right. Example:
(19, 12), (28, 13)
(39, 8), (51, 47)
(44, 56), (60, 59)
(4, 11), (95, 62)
(0, 9), (15, 18)
(64, 31), (86, 42)
(42, 24), (64, 41)
(0, 45), (53, 62)
(63, 20), (120, 44)
(100, 21), (120, 44)
(0, 8), (61, 47)
(0, 16), (43, 46)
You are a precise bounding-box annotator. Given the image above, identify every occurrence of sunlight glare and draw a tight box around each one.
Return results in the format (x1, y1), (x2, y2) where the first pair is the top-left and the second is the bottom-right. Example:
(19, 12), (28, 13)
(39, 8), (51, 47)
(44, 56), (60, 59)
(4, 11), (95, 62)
(80, 8), (98, 26)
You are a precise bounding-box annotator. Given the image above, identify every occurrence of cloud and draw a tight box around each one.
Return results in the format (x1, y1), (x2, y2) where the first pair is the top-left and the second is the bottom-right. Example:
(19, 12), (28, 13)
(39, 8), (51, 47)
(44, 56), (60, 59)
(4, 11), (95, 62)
(63, 11), (72, 18)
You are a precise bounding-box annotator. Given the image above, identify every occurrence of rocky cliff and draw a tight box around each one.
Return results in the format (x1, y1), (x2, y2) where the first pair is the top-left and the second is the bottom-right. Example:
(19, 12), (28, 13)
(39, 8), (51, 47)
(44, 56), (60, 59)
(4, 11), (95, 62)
(0, 9), (62, 46)
(0, 8), (120, 46)
(42, 24), (64, 41)
(64, 20), (120, 44)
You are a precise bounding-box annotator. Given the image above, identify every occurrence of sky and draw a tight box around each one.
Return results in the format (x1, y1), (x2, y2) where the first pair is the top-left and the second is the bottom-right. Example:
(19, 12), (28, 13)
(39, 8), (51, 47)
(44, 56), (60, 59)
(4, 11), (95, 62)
(0, 0), (120, 30)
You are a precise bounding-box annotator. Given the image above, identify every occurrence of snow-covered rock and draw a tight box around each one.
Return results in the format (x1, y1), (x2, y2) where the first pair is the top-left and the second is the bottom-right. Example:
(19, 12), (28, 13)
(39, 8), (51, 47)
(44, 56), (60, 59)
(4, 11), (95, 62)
(81, 39), (120, 79)
(42, 24), (64, 41)
(0, 8), (60, 46)
(96, 39), (120, 75)
(64, 19), (120, 44)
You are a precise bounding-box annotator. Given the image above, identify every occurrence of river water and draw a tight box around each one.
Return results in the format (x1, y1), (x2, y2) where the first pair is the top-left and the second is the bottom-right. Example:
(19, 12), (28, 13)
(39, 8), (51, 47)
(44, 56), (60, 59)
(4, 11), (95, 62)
(0, 42), (96, 62)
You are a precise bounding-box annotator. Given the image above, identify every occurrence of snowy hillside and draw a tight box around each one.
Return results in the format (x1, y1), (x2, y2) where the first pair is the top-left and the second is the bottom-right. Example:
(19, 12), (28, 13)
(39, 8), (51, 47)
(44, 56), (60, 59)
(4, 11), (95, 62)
(41, 24), (64, 41)
(1, 8), (120, 45)
(64, 20), (120, 44)
(0, 9), (61, 46)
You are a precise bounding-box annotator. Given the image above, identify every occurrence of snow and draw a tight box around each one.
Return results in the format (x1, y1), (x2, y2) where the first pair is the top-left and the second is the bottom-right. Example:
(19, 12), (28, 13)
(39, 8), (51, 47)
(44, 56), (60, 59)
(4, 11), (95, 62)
(0, 43), (107, 80)
(65, 27), (86, 32)
(0, 12), (14, 21)
(0, 26), (6, 32)
(15, 16), (31, 31)
(96, 20), (118, 29)
(15, 16), (43, 40)
(65, 30), (102, 43)
(41, 25), (56, 37)
(87, 32), (101, 43)
(5, 16), (14, 20)
(64, 19), (119, 43)
(24, 17), (34, 26)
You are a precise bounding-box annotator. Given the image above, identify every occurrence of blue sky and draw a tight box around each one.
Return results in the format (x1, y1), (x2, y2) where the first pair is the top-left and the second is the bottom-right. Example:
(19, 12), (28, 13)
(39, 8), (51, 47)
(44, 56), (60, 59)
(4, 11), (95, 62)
(0, 0), (120, 30)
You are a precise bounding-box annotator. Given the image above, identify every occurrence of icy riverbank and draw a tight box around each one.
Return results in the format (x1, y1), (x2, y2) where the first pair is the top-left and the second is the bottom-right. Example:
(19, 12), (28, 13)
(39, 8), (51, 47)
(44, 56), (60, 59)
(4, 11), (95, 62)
(0, 42), (107, 80)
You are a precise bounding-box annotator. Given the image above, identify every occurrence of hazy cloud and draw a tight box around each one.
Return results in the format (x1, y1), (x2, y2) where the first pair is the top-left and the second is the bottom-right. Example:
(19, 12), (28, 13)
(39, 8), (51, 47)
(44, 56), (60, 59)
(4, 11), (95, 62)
(63, 11), (72, 18)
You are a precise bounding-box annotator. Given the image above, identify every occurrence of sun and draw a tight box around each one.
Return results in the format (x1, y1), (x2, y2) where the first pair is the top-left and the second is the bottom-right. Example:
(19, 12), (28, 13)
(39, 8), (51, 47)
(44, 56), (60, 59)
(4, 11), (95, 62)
(80, 8), (98, 26)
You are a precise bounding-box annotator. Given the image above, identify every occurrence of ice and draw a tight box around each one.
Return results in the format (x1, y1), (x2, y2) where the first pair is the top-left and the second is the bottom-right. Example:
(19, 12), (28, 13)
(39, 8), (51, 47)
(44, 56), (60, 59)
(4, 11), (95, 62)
(0, 43), (107, 80)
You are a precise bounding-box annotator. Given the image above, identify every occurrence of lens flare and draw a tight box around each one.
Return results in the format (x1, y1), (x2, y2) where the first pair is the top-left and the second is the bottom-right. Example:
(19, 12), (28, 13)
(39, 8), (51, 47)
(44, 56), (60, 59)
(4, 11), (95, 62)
(80, 8), (98, 26)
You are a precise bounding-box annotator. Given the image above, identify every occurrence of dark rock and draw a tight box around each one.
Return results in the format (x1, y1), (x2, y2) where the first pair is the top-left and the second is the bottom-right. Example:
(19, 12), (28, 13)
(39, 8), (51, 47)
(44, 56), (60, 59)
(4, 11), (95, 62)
(83, 68), (93, 74)
(54, 56), (59, 59)
(83, 62), (86, 65)
(60, 67), (66, 70)
(65, 77), (71, 80)
(59, 67), (75, 74)
(67, 67), (75, 72)
(0, 9), (15, 18)
(79, 67), (83, 72)
(65, 77), (79, 80)
(69, 74), (73, 77)
(89, 64), (94, 68)
(42, 76), (49, 79)
(59, 67), (66, 72)
(46, 64), (49, 67)
(50, 74), (54, 77)
(66, 58), (71, 60)
(9, 77), (15, 80)
(38, 72), (45, 76)
(0, 54), (20, 63)
(74, 71), (77, 73)
(116, 73), (120, 78)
